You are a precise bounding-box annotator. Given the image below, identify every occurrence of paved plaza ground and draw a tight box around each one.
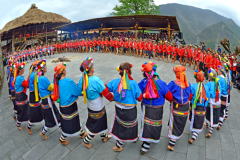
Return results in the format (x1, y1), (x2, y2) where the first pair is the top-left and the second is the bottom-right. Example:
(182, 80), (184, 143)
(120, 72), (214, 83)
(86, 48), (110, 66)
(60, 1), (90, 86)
(0, 53), (240, 160)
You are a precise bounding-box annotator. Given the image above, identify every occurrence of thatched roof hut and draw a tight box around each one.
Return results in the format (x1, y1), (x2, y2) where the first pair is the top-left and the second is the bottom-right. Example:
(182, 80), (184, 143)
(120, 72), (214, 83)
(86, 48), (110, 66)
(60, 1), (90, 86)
(1, 4), (71, 34)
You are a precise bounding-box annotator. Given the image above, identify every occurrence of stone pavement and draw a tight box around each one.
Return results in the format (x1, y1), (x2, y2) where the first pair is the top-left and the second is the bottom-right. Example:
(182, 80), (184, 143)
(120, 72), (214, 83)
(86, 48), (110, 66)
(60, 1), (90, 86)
(0, 53), (240, 160)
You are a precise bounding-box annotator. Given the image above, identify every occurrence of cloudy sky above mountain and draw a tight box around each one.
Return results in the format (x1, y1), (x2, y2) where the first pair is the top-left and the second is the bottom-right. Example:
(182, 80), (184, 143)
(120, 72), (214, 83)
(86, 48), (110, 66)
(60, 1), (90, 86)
(0, 0), (239, 29)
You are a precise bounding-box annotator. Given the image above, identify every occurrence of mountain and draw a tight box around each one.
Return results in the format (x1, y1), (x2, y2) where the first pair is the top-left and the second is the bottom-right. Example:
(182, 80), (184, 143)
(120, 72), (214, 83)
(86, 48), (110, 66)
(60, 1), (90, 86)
(159, 3), (240, 49)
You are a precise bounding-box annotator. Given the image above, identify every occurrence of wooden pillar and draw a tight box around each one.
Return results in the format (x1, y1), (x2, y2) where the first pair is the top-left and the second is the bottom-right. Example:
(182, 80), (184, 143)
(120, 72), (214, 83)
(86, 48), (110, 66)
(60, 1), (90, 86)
(12, 33), (15, 52)
(45, 23), (48, 45)
(167, 22), (171, 40)
(0, 34), (2, 53)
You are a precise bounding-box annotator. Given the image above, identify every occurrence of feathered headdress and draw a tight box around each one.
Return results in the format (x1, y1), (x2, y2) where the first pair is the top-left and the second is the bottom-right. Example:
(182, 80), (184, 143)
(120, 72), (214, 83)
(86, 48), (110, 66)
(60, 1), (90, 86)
(141, 62), (160, 99)
(52, 63), (66, 102)
(80, 57), (94, 104)
(116, 62), (133, 99)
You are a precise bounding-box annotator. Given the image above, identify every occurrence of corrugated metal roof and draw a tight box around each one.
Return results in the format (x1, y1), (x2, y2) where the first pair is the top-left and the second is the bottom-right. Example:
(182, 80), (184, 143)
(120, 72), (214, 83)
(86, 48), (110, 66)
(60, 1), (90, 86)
(58, 15), (180, 32)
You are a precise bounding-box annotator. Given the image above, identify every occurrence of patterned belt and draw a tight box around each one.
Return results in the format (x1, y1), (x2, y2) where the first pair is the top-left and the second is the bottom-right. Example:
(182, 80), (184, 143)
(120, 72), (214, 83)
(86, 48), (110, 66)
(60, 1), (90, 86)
(16, 91), (24, 94)
(173, 110), (189, 116)
(29, 103), (41, 107)
(116, 116), (137, 128)
(212, 105), (220, 108)
(41, 104), (50, 109)
(89, 109), (105, 119)
(61, 111), (79, 120)
(194, 111), (206, 115)
(16, 100), (27, 105)
(144, 117), (162, 127)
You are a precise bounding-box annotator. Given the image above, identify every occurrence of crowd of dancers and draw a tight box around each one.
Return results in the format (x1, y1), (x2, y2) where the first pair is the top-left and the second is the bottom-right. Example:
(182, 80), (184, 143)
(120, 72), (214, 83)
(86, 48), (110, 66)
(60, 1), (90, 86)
(5, 46), (233, 154)
(7, 37), (239, 84)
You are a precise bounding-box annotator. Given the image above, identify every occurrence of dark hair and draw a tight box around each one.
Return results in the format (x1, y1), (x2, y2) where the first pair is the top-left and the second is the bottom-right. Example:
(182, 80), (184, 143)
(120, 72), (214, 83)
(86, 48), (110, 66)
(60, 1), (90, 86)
(80, 65), (93, 74)
(80, 65), (85, 72)
(119, 62), (132, 77)
(143, 72), (157, 79)
(56, 73), (63, 81)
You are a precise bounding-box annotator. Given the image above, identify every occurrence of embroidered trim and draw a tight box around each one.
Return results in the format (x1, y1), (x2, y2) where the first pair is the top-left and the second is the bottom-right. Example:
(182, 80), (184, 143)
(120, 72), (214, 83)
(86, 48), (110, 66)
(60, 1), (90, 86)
(16, 100), (27, 105)
(212, 105), (220, 108)
(144, 117), (162, 127)
(41, 104), (50, 109)
(16, 91), (24, 94)
(88, 109), (105, 119)
(173, 110), (189, 116)
(61, 111), (79, 120)
(116, 116), (137, 128)
(29, 103), (41, 107)
(194, 111), (206, 115)
(116, 102), (136, 107)
(41, 95), (50, 99)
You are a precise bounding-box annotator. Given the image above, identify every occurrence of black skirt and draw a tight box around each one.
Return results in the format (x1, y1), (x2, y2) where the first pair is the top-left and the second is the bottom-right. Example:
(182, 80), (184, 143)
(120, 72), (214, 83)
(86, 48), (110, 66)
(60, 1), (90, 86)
(29, 92), (43, 123)
(15, 92), (29, 122)
(168, 102), (189, 140)
(206, 103), (221, 127)
(86, 107), (108, 135)
(189, 105), (206, 131)
(41, 97), (60, 128)
(140, 103), (163, 143)
(111, 105), (138, 142)
(10, 90), (18, 113)
(220, 96), (227, 119)
(60, 101), (81, 136)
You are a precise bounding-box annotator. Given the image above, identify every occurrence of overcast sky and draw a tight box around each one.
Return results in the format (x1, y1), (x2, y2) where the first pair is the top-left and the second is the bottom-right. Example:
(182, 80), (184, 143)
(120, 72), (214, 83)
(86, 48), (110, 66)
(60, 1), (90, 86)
(0, 0), (239, 29)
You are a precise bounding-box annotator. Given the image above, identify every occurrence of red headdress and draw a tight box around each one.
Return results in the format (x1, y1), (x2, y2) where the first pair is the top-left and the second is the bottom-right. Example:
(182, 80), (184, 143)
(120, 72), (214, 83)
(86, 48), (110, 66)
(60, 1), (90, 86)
(51, 63), (66, 102)
(141, 62), (159, 99)
(173, 65), (189, 88)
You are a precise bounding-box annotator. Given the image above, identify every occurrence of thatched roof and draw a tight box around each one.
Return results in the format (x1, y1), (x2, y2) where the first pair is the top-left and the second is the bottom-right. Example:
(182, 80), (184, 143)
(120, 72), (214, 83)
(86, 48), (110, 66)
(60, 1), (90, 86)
(1, 4), (71, 33)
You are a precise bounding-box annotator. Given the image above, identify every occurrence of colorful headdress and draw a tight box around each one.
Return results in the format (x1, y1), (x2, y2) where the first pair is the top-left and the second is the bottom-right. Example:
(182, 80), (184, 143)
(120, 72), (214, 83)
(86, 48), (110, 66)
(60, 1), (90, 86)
(208, 68), (217, 79)
(52, 63), (66, 102)
(173, 65), (189, 88)
(80, 57), (94, 104)
(17, 62), (26, 71)
(116, 62), (133, 99)
(193, 70), (205, 82)
(37, 60), (46, 76)
(208, 68), (220, 102)
(141, 62), (160, 99)
(29, 60), (40, 75)
(192, 70), (207, 109)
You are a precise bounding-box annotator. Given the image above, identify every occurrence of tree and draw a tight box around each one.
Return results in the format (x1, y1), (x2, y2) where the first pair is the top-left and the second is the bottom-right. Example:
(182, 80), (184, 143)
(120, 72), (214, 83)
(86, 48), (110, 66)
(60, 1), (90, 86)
(112, 0), (159, 16)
